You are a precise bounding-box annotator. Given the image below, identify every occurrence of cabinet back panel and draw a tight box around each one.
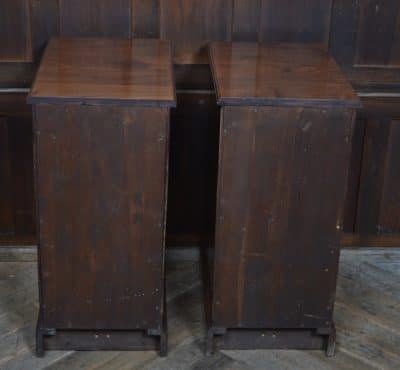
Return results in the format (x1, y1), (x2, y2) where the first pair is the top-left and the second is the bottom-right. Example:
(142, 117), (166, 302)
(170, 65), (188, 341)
(35, 104), (168, 329)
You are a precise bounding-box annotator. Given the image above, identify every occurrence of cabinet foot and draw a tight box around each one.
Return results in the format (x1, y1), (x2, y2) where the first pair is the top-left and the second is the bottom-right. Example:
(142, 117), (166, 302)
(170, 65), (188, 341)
(206, 329), (215, 356)
(35, 328), (45, 358)
(326, 323), (336, 357)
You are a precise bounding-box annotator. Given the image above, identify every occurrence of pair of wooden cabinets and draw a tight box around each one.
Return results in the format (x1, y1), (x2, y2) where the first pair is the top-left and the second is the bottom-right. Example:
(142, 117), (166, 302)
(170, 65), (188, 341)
(29, 36), (359, 356)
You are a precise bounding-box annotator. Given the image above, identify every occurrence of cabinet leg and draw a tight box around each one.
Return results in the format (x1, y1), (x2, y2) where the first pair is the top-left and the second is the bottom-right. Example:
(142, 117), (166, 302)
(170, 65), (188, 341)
(35, 327), (45, 358)
(206, 329), (215, 356)
(326, 323), (336, 357)
(159, 297), (168, 357)
(159, 328), (168, 357)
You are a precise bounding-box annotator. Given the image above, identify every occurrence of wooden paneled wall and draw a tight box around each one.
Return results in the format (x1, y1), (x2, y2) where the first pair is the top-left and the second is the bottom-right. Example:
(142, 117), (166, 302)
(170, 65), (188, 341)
(1, 0), (400, 247)
(1, 0), (333, 64)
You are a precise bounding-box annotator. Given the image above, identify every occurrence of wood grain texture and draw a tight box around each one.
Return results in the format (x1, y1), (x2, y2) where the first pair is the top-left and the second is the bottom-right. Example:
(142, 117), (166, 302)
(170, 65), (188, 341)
(132, 0), (160, 38)
(0, 0), (32, 61)
(30, 0), (60, 60)
(330, 0), (400, 88)
(232, 0), (261, 41)
(59, 0), (131, 37)
(34, 104), (169, 330)
(209, 42), (361, 108)
(357, 118), (400, 234)
(343, 117), (365, 233)
(28, 37), (176, 107)
(355, 97), (400, 236)
(355, 0), (400, 66)
(160, 0), (233, 64)
(259, 0), (332, 44)
(212, 106), (354, 329)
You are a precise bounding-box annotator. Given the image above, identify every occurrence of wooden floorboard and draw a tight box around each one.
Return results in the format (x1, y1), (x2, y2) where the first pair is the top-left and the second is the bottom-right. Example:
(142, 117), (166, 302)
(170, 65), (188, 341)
(0, 250), (399, 369)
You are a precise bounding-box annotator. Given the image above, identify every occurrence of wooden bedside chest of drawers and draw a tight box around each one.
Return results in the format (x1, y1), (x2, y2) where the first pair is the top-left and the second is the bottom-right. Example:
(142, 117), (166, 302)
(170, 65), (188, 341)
(206, 42), (361, 356)
(28, 37), (176, 356)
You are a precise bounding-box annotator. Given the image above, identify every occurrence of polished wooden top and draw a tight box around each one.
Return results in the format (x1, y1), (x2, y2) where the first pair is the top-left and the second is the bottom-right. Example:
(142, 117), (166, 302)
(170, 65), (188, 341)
(29, 37), (176, 107)
(209, 42), (361, 108)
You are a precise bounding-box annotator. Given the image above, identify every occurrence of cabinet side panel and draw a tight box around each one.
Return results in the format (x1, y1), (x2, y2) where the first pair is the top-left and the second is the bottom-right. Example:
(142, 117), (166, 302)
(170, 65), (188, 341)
(35, 104), (168, 330)
(213, 106), (354, 329)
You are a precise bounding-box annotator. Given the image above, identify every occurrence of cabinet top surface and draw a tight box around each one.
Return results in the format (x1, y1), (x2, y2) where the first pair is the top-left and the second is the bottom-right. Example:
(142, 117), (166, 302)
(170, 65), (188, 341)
(209, 42), (361, 108)
(28, 37), (176, 107)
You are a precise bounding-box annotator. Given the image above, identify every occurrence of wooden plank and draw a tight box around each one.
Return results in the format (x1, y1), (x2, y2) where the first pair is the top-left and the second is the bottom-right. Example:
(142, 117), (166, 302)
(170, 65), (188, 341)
(35, 104), (168, 330)
(259, 0), (332, 45)
(213, 106), (354, 329)
(341, 233), (400, 248)
(30, 0), (60, 60)
(356, 117), (392, 234)
(59, 0), (131, 37)
(377, 120), (400, 232)
(160, 0), (233, 64)
(355, 0), (400, 66)
(132, 0), (160, 38)
(343, 118), (365, 233)
(0, 0), (32, 61)
(232, 0), (261, 41)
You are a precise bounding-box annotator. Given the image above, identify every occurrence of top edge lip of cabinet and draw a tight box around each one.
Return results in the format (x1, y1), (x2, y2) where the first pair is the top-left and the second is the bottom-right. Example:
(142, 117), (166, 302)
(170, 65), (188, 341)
(209, 42), (362, 109)
(28, 37), (176, 108)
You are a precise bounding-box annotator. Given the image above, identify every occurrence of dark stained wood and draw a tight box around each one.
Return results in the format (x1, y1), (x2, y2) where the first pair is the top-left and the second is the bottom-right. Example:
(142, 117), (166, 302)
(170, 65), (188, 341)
(30, 38), (175, 355)
(343, 117), (365, 233)
(331, 0), (400, 89)
(1, 1), (400, 248)
(0, 64), (36, 88)
(29, 37), (176, 107)
(356, 97), (400, 235)
(344, 96), (400, 238)
(355, 0), (400, 66)
(213, 106), (354, 329)
(259, 0), (332, 44)
(209, 42), (361, 108)
(160, 0), (233, 64)
(59, 0), (131, 37)
(207, 42), (359, 353)
(132, 0), (160, 38)
(30, 0), (60, 60)
(0, 0), (32, 61)
(232, 0), (261, 42)
(34, 104), (169, 330)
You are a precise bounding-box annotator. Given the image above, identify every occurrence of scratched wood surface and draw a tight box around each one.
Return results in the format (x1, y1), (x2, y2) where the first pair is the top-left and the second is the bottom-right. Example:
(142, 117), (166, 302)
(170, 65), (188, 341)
(0, 249), (399, 369)
(33, 104), (169, 332)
